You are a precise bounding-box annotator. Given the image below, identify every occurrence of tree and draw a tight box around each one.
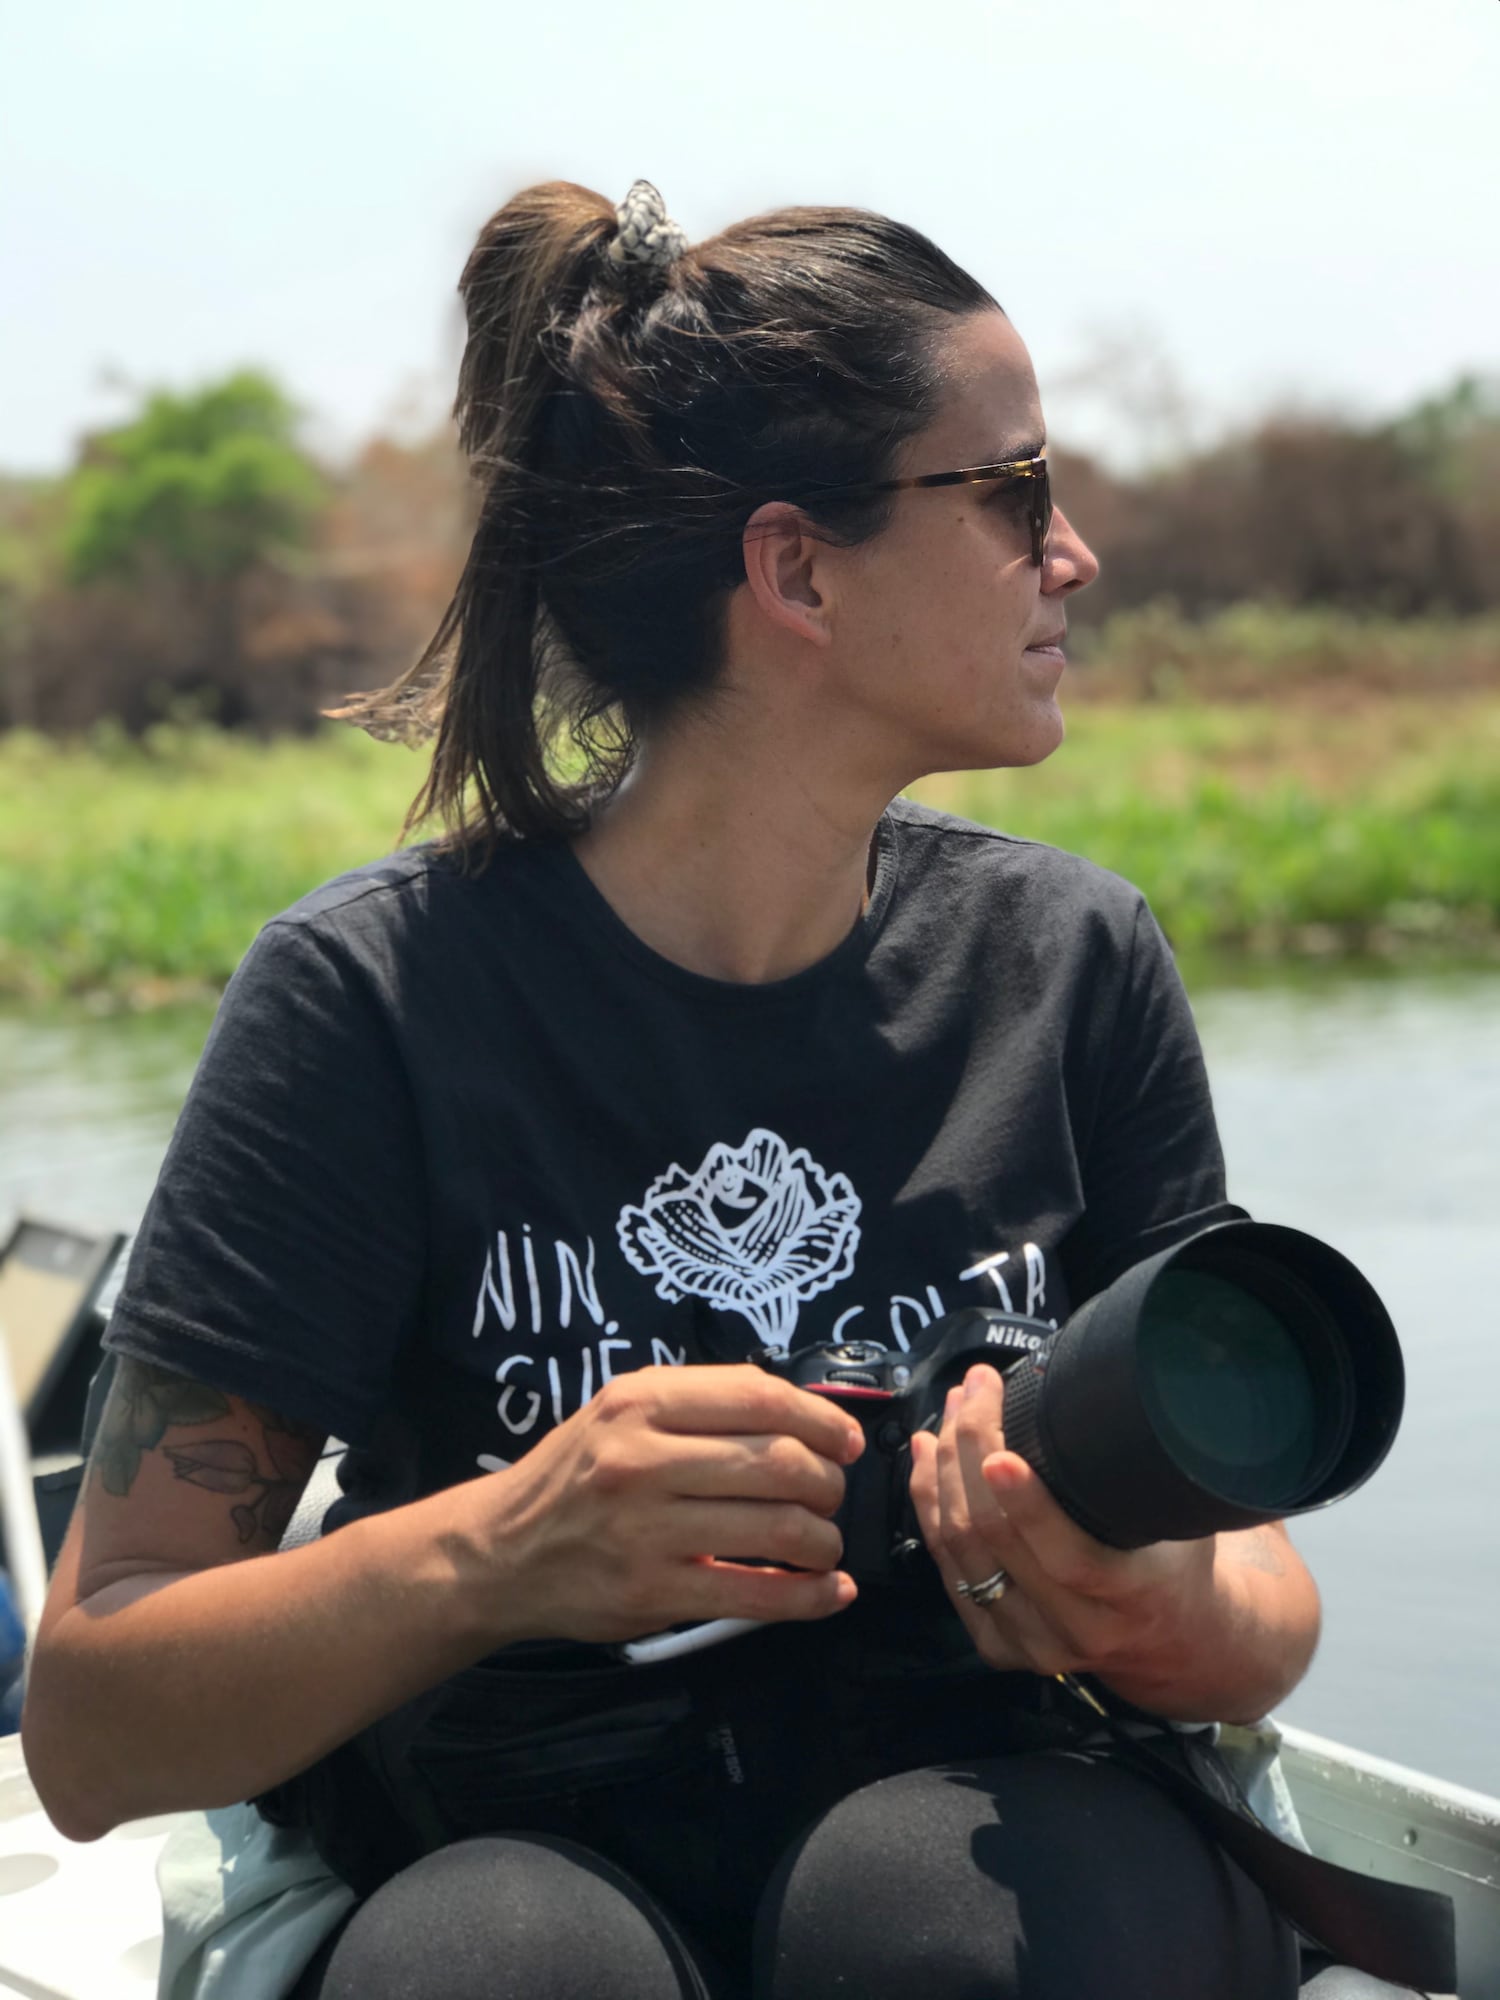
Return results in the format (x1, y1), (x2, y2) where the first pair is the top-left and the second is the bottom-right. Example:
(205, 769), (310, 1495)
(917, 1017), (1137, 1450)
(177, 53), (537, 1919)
(1385, 374), (1500, 603)
(21, 371), (335, 729)
(62, 371), (324, 588)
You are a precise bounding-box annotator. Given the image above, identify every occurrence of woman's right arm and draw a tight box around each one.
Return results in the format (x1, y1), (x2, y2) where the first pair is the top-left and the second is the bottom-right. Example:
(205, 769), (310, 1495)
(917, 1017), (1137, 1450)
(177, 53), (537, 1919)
(23, 1357), (862, 1842)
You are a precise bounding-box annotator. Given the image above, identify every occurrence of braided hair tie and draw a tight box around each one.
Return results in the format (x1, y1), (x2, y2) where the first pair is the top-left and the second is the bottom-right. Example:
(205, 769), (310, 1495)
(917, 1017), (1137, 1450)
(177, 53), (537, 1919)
(607, 179), (688, 274)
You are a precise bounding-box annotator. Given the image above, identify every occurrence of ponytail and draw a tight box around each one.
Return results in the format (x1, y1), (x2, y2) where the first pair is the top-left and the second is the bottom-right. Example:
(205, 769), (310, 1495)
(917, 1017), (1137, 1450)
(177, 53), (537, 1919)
(333, 183), (617, 850)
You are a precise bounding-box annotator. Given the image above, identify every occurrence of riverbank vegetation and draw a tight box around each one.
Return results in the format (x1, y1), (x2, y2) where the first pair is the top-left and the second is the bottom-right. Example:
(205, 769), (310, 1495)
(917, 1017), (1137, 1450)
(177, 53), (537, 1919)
(2, 367), (1496, 999)
(3, 675), (1495, 1001)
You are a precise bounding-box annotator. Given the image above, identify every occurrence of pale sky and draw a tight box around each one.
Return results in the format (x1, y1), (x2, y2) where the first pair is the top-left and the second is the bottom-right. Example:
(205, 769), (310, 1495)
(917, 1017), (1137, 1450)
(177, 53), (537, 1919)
(4, 0), (1496, 475)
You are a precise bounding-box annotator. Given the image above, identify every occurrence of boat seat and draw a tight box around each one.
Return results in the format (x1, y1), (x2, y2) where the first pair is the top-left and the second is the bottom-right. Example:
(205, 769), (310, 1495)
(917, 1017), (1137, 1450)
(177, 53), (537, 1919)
(278, 1446), (346, 1550)
(0, 1216), (124, 1462)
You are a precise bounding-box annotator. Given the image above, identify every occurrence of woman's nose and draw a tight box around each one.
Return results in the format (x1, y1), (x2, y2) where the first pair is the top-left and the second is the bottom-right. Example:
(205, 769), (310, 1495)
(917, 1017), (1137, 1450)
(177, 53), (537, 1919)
(1044, 506), (1100, 593)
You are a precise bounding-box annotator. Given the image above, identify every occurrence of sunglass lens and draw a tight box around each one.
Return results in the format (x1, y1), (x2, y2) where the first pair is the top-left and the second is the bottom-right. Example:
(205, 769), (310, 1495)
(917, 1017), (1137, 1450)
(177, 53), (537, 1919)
(1034, 466), (1053, 566)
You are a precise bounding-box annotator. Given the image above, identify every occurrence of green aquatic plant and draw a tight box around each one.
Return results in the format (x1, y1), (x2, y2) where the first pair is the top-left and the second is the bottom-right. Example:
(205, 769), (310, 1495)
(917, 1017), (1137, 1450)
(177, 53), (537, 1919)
(1, 704), (1496, 1000)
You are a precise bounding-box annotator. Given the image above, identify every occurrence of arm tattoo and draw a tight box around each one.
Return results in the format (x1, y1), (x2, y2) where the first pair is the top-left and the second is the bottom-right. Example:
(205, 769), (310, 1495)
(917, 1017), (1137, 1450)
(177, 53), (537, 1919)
(1229, 1527), (1288, 1578)
(92, 1359), (324, 1546)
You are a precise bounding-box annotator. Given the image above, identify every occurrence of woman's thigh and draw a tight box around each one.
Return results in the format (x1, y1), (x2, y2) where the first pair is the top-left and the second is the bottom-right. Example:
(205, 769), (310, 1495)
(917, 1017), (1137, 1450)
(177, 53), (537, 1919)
(754, 1750), (1301, 2000)
(296, 1832), (722, 2000)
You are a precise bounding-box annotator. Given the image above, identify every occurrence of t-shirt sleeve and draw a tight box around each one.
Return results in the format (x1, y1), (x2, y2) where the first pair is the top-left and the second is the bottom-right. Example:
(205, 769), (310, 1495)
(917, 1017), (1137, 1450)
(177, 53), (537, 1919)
(105, 914), (425, 1443)
(1060, 894), (1246, 1304)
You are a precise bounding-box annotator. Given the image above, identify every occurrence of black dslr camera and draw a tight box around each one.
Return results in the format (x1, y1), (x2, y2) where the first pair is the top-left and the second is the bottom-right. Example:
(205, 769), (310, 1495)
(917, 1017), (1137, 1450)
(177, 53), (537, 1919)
(758, 1220), (1405, 1586)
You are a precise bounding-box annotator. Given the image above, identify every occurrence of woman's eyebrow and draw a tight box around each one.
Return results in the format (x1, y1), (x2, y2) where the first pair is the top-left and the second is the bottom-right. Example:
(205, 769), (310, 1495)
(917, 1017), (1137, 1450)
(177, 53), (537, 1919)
(986, 437), (1045, 463)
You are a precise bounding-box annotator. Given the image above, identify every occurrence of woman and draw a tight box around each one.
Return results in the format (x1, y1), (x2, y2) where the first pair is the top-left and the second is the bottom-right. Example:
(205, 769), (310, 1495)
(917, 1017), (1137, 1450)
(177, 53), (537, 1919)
(25, 181), (1388, 1999)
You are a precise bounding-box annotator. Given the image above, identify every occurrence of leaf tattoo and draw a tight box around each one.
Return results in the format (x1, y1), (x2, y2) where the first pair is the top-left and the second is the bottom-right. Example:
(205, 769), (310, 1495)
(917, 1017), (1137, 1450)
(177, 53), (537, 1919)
(163, 1438), (259, 1493)
(250, 1403), (323, 1482)
(93, 1360), (323, 1547)
(1230, 1528), (1289, 1578)
(94, 1360), (231, 1497)
(163, 1436), (303, 1544)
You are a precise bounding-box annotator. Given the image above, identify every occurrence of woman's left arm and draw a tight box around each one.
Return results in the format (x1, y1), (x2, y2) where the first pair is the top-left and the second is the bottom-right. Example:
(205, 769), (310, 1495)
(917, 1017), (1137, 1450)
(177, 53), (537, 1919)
(908, 1364), (1321, 1725)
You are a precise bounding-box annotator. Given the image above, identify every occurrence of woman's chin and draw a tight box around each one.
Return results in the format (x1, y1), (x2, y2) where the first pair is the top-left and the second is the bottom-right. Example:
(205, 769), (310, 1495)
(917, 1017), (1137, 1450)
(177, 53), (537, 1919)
(923, 729), (1061, 784)
(907, 697), (1065, 783)
(996, 700), (1066, 769)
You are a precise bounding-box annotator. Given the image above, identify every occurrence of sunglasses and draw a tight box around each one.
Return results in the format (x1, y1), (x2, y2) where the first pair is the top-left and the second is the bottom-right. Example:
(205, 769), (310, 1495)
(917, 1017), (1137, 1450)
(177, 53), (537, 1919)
(872, 449), (1053, 567)
(809, 448), (1053, 568)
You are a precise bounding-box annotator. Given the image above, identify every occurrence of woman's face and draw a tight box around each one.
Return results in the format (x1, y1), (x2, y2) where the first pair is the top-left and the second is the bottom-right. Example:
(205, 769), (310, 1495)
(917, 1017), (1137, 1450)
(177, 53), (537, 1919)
(824, 308), (1099, 782)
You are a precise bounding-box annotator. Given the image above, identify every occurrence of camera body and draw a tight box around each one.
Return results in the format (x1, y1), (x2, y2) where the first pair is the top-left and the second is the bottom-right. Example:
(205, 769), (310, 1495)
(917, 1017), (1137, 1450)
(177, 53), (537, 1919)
(759, 1308), (1052, 1587)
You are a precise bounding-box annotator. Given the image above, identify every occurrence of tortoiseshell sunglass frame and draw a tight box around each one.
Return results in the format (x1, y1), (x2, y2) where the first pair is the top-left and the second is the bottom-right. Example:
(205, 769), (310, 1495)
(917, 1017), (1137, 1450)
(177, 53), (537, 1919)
(872, 448), (1053, 566)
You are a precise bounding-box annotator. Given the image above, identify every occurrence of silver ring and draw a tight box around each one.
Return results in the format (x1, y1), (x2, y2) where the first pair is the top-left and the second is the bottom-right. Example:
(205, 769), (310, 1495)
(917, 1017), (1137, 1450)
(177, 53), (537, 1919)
(957, 1566), (1010, 1607)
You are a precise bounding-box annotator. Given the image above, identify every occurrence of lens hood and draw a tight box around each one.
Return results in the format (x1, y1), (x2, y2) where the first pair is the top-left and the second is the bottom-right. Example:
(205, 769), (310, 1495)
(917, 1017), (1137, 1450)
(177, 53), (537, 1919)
(999, 1220), (1405, 1548)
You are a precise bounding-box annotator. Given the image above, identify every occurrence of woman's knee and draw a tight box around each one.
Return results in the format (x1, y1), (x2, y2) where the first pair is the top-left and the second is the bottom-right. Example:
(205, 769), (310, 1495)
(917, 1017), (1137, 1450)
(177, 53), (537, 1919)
(1298, 1963), (1425, 1998)
(311, 1832), (710, 2000)
(754, 1752), (1299, 2000)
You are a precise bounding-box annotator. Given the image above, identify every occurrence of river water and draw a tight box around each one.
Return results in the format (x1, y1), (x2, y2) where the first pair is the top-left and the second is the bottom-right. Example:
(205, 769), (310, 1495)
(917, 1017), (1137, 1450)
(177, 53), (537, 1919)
(1, 970), (1497, 1793)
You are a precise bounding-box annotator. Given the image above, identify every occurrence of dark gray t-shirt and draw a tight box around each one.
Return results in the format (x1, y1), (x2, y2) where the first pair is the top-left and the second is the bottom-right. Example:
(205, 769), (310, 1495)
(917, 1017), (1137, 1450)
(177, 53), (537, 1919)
(106, 799), (1242, 1525)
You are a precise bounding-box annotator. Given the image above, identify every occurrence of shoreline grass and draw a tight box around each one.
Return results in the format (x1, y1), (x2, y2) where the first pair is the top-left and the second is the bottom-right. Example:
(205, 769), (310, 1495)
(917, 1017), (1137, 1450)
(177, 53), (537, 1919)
(2, 696), (1497, 1002)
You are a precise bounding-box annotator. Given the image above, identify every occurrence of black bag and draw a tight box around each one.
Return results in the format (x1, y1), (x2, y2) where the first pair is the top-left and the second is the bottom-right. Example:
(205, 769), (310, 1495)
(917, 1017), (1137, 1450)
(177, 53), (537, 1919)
(260, 1611), (1081, 1908)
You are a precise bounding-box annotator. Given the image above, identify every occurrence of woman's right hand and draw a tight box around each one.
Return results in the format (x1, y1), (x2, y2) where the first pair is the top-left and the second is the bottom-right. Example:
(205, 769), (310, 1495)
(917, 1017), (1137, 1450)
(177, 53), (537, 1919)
(461, 1364), (866, 1646)
(24, 1360), (862, 1837)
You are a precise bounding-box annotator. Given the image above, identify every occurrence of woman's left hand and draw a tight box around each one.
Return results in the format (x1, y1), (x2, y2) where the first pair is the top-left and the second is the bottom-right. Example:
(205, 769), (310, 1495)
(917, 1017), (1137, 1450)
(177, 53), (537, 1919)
(907, 1362), (1218, 1692)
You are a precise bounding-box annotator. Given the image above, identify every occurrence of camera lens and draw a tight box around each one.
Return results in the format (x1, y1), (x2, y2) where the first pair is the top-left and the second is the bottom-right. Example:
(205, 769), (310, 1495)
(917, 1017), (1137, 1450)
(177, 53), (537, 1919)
(1136, 1269), (1331, 1507)
(991, 1223), (1397, 1547)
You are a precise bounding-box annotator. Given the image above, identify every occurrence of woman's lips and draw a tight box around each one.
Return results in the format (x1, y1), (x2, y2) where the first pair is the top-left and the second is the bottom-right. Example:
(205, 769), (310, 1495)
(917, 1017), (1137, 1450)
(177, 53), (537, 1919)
(1024, 642), (1066, 663)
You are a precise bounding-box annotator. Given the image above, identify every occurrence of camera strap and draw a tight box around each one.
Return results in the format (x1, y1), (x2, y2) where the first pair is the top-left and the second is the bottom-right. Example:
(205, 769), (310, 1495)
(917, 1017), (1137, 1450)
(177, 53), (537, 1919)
(1056, 1677), (1455, 1995)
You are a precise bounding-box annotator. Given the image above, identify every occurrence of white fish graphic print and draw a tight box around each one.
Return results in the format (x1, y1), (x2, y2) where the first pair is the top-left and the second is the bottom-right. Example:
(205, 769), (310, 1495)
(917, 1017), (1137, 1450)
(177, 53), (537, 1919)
(617, 1128), (862, 1346)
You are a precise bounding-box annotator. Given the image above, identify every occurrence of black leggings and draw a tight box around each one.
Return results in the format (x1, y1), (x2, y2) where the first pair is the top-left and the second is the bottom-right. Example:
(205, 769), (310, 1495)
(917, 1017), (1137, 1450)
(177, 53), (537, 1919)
(291, 1752), (1419, 1999)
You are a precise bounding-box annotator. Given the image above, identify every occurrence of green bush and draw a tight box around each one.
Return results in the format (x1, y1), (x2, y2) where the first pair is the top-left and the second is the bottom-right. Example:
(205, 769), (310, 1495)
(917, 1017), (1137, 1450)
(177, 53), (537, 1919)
(62, 373), (323, 587)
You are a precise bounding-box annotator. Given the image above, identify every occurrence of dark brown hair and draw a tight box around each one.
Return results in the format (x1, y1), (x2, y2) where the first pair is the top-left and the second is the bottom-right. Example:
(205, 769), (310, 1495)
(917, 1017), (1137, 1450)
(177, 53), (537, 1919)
(335, 181), (996, 854)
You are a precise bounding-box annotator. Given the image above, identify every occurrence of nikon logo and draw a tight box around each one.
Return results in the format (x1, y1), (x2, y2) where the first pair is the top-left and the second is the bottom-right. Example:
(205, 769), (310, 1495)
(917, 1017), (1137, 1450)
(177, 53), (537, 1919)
(985, 1324), (1046, 1353)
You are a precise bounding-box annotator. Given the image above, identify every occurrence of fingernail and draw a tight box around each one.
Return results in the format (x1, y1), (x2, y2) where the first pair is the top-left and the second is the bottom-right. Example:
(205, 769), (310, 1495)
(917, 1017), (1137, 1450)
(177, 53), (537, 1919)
(845, 1427), (865, 1461)
(963, 1369), (983, 1402)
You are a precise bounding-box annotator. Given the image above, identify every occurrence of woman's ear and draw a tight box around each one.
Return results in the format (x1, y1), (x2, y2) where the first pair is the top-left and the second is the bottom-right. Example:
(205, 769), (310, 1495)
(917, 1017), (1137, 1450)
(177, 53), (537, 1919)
(740, 502), (835, 648)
